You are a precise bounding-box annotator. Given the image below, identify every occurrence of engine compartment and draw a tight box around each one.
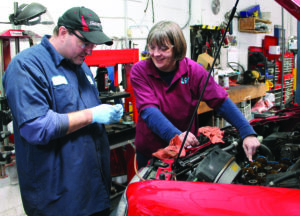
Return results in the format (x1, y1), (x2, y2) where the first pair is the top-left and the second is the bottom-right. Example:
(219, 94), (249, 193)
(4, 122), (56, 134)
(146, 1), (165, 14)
(141, 106), (300, 189)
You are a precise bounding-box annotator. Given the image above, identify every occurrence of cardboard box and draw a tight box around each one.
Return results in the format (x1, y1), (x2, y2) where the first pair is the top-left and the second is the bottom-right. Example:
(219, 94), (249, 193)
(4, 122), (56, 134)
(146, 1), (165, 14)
(197, 53), (214, 70)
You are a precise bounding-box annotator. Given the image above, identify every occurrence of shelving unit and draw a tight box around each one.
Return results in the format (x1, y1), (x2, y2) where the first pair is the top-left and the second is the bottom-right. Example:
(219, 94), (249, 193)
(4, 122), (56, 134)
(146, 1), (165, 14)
(197, 84), (267, 114)
(238, 17), (272, 33)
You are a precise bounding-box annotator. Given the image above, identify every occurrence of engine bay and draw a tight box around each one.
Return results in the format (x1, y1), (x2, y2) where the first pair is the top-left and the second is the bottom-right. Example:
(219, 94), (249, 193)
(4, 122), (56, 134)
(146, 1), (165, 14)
(140, 106), (300, 189)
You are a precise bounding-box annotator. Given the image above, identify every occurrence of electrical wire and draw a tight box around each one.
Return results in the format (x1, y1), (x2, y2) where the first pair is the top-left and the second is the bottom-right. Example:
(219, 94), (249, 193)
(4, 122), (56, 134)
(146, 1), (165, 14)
(151, 0), (155, 23)
(144, 0), (155, 23)
(181, 0), (191, 29)
(227, 62), (245, 74)
(144, 0), (150, 12)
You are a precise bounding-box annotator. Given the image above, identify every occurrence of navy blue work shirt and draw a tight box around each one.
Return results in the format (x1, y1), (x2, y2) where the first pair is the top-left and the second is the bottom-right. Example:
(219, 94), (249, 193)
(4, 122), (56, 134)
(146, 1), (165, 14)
(2, 35), (111, 216)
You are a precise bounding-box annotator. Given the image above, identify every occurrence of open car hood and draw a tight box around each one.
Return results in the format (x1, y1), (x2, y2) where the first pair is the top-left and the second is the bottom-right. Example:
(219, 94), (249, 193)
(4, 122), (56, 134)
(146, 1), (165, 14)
(114, 105), (300, 216)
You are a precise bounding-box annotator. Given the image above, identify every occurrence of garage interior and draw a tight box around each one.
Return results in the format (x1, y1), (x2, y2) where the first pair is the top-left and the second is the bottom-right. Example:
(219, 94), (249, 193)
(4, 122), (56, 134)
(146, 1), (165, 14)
(0, 0), (299, 215)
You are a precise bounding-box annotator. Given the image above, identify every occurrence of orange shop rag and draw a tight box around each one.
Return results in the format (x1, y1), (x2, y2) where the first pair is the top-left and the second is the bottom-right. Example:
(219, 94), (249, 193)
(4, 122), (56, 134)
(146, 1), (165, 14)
(152, 135), (186, 160)
(198, 126), (224, 144)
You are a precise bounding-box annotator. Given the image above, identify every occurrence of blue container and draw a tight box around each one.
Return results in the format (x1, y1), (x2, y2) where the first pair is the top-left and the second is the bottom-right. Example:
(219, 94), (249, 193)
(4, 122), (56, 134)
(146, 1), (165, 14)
(274, 25), (282, 46)
(240, 5), (260, 18)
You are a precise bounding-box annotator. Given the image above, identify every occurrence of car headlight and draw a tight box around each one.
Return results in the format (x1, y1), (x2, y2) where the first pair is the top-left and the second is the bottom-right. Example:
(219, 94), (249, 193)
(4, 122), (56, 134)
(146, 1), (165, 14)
(114, 167), (149, 216)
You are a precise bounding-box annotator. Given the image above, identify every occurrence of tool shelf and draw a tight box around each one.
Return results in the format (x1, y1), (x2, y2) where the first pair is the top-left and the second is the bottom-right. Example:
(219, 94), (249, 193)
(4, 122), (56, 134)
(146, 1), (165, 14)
(238, 17), (272, 33)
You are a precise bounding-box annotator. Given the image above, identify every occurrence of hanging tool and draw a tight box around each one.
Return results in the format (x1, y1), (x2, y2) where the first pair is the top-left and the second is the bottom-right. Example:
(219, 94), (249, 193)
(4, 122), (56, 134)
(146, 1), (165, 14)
(220, 28), (229, 47)
(191, 25), (221, 63)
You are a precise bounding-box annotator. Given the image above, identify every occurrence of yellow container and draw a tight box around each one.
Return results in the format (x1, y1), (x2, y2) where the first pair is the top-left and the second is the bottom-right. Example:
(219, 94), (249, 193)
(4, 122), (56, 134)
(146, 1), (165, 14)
(140, 51), (150, 60)
(265, 80), (273, 91)
(293, 68), (297, 90)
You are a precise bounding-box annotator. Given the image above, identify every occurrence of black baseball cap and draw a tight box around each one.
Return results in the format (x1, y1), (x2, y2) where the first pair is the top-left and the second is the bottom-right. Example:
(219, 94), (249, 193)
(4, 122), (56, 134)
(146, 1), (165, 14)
(57, 7), (113, 45)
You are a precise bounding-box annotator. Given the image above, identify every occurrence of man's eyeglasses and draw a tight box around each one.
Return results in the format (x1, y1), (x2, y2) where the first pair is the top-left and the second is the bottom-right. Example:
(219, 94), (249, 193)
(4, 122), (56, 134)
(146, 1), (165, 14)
(69, 29), (96, 50)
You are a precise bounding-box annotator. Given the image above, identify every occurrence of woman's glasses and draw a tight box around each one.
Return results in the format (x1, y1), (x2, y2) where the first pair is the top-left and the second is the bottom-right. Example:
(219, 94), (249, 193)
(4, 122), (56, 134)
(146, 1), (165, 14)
(148, 44), (174, 54)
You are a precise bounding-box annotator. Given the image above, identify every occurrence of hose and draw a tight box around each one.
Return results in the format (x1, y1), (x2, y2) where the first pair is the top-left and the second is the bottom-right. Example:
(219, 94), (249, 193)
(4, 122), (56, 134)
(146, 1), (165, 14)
(268, 170), (300, 187)
(258, 144), (274, 161)
(222, 140), (238, 152)
(134, 152), (145, 181)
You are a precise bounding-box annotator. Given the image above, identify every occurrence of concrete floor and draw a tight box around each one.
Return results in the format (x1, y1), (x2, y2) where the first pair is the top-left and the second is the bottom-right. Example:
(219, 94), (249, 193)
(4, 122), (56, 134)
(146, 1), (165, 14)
(0, 170), (124, 216)
(0, 176), (26, 216)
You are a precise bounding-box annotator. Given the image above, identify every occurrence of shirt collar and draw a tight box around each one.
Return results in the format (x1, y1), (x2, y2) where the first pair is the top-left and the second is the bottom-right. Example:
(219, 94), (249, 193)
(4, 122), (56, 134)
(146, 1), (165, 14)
(41, 35), (66, 67)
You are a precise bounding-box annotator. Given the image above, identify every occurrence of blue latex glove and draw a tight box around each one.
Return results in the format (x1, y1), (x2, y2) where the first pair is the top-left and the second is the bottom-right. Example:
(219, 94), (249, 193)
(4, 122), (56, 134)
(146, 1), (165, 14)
(91, 104), (123, 124)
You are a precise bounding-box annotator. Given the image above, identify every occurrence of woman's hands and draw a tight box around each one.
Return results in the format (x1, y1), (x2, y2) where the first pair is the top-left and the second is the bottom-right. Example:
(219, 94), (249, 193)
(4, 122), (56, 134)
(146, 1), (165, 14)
(243, 135), (261, 161)
(179, 131), (199, 148)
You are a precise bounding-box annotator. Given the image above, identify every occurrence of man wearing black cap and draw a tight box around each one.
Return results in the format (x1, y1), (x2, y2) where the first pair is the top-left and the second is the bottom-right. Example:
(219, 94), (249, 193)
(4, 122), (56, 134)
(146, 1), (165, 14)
(3, 6), (122, 216)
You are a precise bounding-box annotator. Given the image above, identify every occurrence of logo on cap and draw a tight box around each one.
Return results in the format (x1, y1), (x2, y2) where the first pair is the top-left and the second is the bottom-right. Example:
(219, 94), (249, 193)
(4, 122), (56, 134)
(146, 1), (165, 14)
(90, 21), (101, 27)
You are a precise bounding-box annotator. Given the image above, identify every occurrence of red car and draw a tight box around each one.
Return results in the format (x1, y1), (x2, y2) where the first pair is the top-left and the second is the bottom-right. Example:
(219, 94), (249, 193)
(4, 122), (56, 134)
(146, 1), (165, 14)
(114, 105), (300, 215)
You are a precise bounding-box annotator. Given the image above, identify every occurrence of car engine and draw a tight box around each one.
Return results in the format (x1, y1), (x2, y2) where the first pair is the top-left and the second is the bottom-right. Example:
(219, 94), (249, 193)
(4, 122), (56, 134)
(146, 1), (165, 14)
(140, 106), (300, 189)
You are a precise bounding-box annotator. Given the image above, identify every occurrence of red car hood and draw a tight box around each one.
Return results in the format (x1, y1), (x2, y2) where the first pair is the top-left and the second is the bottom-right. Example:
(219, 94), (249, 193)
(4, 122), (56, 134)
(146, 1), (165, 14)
(126, 180), (300, 216)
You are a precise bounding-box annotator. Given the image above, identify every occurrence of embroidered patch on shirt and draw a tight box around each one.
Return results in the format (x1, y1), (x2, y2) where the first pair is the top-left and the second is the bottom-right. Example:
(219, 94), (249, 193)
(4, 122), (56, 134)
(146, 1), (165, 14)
(52, 75), (68, 86)
(85, 74), (95, 85)
(181, 77), (190, 84)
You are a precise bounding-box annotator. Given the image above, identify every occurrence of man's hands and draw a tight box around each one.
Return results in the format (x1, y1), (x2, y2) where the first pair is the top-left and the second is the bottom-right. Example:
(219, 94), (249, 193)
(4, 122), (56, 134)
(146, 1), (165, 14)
(91, 104), (123, 124)
(243, 135), (260, 161)
(179, 131), (199, 148)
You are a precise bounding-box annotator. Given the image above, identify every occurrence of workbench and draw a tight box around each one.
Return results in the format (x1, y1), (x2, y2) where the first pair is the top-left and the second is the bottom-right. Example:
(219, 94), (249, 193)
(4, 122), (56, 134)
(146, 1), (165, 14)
(197, 84), (267, 114)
